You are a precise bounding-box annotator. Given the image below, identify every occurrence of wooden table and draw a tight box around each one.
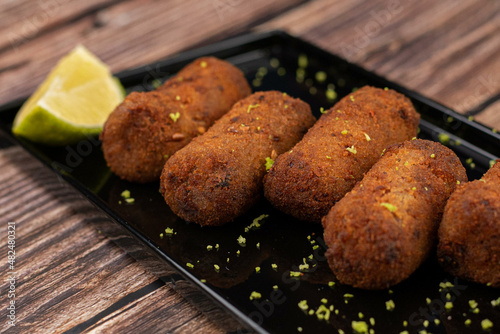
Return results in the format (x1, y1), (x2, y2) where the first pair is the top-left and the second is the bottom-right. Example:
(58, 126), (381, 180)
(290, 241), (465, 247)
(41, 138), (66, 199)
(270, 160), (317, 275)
(1, 0), (499, 333)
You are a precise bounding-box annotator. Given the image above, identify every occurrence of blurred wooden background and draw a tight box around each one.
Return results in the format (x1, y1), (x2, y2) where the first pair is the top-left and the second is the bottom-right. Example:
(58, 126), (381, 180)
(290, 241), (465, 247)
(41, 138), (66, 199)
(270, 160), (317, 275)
(0, 0), (499, 333)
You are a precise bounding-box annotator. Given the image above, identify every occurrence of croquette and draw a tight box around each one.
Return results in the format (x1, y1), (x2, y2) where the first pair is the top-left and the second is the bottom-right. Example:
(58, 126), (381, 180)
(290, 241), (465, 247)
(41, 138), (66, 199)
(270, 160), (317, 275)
(322, 139), (467, 289)
(263, 86), (420, 222)
(437, 159), (500, 288)
(100, 57), (251, 183)
(160, 91), (316, 226)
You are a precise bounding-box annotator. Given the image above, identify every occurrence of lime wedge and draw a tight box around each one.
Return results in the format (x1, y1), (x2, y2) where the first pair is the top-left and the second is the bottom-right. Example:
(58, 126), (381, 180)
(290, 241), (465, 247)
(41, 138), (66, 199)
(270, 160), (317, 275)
(12, 45), (124, 145)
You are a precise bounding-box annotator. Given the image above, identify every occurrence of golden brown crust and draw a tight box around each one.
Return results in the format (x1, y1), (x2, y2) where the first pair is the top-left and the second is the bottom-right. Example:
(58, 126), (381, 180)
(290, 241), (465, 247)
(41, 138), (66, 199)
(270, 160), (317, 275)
(100, 57), (251, 183)
(437, 160), (500, 287)
(322, 139), (467, 289)
(263, 86), (420, 222)
(160, 91), (316, 226)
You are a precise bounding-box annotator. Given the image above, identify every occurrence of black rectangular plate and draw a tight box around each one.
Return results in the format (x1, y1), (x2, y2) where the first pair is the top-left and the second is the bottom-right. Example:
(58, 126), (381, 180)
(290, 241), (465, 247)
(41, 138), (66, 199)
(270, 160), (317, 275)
(1, 31), (499, 334)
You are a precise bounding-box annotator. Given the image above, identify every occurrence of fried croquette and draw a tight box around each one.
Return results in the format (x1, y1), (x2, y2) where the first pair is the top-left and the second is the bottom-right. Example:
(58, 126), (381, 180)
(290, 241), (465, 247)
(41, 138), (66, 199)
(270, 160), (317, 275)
(160, 91), (316, 226)
(100, 57), (251, 183)
(263, 86), (420, 222)
(322, 139), (467, 289)
(437, 159), (500, 288)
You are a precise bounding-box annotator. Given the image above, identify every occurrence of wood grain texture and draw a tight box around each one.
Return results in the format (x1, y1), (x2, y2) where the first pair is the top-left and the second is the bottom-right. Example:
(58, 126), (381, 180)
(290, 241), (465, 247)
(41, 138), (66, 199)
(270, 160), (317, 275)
(0, 0), (307, 103)
(1, 0), (499, 332)
(0, 145), (223, 334)
(258, 0), (500, 127)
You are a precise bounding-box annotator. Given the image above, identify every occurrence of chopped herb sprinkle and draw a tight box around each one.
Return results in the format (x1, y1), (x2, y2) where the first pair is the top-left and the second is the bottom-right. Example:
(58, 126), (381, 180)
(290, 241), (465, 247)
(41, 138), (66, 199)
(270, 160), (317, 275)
(465, 319), (472, 326)
(250, 291), (262, 300)
(364, 133), (371, 141)
(298, 300), (308, 310)
(273, 285), (278, 290)
(247, 103), (260, 113)
(481, 319), (493, 330)
(298, 54), (308, 68)
(320, 107), (327, 114)
(491, 297), (500, 307)
(255, 267), (261, 273)
(381, 202), (397, 213)
(207, 245), (213, 251)
(186, 263), (194, 269)
(430, 153), (436, 158)
(341, 130), (348, 135)
(256, 242), (260, 249)
(351, 320), (368, 333)
(214, 264), (220, 271)
(270, 58), (279, 68)
(265, 157), (274, 171)
(165, 227), (174, 235)
(315, 71), (327, 82)
(200, 61), (207, 68)
(316, 305), (331, 321)
(245, 214), (269, 232)
(469, 300), (478, 309)
(386, 299), (395, 311)
(271, 263), (278, 270)
(237, 235), (246, 246)
(326, 89), (337, 100)
(438, 133), (450, 145)
(445, 301), (453, 310)
(121, 190), (131, 198)
(290, 271), (301, 277)
(169, 112), (181, 122)
(346, 146), (357, 154)
(328, 281), (335, 287)
(350, 95), (355, 102)
(125, 198), (135, 204)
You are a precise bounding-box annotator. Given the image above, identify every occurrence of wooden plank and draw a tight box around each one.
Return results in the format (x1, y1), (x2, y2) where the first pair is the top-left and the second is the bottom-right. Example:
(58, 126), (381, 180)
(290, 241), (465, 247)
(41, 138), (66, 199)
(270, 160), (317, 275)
(475, 100), (500, 131)
(83, 285), (223, 334)
(258, 0), (500, 121)
(0, 0), (307, 103)
(0, 146), (223, 333)
(0, 0), (122, 52)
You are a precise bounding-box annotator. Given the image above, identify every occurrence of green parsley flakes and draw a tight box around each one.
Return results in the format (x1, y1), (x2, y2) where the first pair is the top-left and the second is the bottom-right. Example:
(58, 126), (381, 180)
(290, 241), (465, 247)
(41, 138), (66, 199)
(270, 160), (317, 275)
(255, 267), (261, 273)
(315, 71), (327, 82)
(352, 320), (368, 333)
(491, 297), (500, 307)
(445, 301), (453, 310)
(438, 133), (450, 145)
(247, 103), (260, 113)
(265, 157), (274, 171)
(237, 235), (246, 246)
(381, 202), (397, 213)
(346, 146), (357, 154)
(385, 299), (395, 311)
(316, 305), (330, 321)
(169, 112), (181, 122)
(164, 227), (174, 235)
(298, 54), (308, 68)
(469, 300), (478, 309)
(249, 291), (262, 300)
(186, 263), (194, 269)
(245, 214), (269, 232)
(364, 133), (371, 141)
(290, 271), (301, 277)
(121, 190), (131, 198)
(271, 263), (278, 270)
(200, 61), (207, 68)
(298, 300), (308, 311)
(481, 319), (493, 330)
(214, 264), (220, 272)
